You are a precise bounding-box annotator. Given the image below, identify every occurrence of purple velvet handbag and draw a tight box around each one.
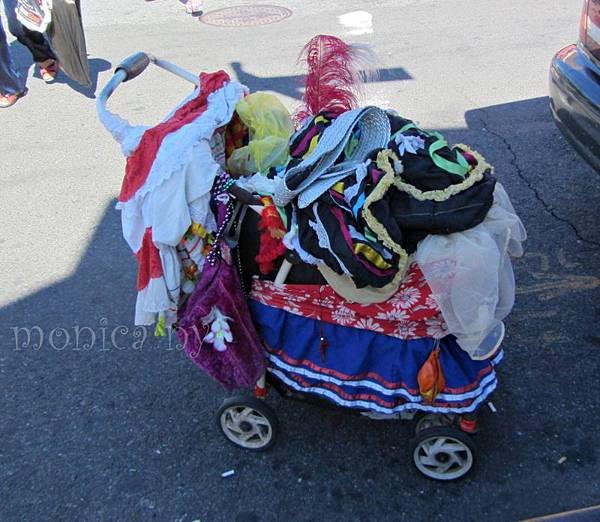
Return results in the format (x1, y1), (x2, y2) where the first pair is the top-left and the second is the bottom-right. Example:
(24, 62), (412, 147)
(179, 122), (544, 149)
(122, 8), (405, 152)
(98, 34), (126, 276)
(177, 176), (266, 389)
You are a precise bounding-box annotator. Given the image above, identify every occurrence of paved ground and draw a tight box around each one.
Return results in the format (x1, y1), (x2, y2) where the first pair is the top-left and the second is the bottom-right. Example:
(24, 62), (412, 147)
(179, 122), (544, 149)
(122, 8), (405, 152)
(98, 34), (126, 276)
(1, 1), (599, 521)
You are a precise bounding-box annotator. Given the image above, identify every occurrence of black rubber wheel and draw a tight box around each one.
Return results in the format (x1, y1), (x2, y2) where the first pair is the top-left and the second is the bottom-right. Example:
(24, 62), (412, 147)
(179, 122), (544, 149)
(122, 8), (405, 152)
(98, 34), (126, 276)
(412, 413), (456, 435)
(410, 426), (477, 481)
(216, 396), (279, 451)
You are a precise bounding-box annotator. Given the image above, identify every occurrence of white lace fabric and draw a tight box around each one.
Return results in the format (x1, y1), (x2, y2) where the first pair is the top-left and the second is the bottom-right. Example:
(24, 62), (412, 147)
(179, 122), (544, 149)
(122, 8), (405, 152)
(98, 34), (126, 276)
(99, 79), (248, 325)
(416, 182), (526, 359)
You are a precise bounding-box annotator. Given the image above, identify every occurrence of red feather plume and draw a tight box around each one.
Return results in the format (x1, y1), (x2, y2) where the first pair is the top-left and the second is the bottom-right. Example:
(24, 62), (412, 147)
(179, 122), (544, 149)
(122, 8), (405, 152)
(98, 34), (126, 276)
(294, 35), (378, 125)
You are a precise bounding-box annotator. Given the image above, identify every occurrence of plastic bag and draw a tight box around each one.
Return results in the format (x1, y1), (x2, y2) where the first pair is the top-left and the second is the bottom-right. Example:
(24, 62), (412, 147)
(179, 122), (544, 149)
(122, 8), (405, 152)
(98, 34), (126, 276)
(47, 0), (91, 87)
(16, 0), (52, 33)
(227, 92), (293, 175)
(416, 182), (526, 359)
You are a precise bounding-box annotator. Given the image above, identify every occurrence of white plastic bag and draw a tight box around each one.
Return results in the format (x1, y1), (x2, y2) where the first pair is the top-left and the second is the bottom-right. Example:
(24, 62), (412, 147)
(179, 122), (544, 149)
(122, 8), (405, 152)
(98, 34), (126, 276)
(184, 0), (203, 14)
(416, 182), (526, 359)
(16, 0), (53, 33)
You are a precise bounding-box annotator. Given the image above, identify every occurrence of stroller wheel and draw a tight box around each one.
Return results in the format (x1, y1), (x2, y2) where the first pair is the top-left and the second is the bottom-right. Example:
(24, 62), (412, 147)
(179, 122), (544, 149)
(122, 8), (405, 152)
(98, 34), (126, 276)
(216, 396), (279, 451)
(410, 426), (476, 481)
(413, 413), (455, 435)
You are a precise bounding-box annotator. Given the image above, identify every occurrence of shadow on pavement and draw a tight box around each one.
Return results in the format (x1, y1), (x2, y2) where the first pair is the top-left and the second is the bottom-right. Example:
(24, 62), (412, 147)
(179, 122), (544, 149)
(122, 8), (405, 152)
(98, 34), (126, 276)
(1, 95), (599, 522)
(230, 60), (412, 100)
(9, 39), (111, 98)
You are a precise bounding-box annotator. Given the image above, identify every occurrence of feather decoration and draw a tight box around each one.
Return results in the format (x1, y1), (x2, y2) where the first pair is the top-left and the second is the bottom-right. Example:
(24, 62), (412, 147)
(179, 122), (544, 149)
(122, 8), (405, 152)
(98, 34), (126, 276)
(294, 35), (379, 125)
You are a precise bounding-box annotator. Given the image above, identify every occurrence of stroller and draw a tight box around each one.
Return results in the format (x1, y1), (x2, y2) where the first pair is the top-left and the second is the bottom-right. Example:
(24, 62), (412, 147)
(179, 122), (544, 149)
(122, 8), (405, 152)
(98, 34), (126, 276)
(98, 50), (524, 481)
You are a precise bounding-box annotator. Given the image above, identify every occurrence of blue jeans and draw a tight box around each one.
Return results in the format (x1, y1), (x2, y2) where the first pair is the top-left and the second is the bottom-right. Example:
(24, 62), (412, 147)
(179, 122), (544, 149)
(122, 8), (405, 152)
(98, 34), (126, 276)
(3, 0), (55, 62)
(2, 0), (23, 37)
(0, 16), (25, 95)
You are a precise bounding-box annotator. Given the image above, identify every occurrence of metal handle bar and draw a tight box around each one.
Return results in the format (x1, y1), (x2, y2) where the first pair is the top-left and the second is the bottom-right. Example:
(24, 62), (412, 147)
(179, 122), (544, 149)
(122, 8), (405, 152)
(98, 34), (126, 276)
(97, 52), (200, 113)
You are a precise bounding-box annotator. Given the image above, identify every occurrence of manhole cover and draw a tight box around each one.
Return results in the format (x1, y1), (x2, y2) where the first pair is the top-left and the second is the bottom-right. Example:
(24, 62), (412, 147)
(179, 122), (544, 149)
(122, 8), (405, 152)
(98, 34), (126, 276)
(200, 5), (292, 27)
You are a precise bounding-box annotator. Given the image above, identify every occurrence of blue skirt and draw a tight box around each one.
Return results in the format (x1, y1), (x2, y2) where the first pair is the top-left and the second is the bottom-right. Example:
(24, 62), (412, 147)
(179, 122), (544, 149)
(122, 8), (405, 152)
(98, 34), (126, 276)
(249, 300), (502, 414)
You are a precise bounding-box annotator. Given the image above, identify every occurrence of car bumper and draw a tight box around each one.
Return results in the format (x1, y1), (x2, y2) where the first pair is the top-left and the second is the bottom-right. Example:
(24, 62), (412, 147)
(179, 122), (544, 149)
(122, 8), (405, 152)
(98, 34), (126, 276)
(549, 43), (600, 171)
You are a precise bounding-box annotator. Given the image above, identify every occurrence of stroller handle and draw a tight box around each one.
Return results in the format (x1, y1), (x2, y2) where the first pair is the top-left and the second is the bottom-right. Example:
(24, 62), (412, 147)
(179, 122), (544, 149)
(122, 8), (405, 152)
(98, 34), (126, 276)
(115, 52), (151, 82)
(98, 52), (201, 115)
(97, 53), (262, 207)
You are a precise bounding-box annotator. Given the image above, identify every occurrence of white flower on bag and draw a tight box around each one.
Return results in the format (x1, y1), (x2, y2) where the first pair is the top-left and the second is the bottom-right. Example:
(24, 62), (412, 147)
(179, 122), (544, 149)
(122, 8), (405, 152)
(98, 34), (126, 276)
(202, 306), (233, 352)
(355, 317), (384, 332)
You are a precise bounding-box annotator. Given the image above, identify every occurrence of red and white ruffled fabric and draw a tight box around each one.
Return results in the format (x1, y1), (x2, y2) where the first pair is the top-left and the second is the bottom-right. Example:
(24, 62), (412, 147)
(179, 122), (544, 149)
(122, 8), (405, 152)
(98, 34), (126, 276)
(103, 71), (248, 325)
(249, 263), (448, 340)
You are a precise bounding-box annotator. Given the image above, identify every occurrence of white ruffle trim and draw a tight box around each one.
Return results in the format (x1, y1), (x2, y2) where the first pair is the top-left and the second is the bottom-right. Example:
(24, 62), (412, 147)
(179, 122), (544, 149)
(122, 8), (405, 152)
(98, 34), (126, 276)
(135, 277), (174, 326)
(98, 87), (201, 156)
(117, 81), (247, 208)
(117, 81), (247, 252)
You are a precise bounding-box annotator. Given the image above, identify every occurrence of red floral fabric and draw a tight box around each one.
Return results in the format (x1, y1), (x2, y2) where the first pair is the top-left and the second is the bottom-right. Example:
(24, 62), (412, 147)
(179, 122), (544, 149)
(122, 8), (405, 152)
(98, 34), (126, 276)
(136, 228), (164, 291)
(249, 263), (449, 340)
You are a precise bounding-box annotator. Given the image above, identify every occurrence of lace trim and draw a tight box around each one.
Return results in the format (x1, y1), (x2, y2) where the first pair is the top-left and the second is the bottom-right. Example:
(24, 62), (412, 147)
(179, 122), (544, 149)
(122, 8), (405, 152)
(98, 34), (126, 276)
(362, 145), (492, 293)
(362, 150), (410, 282)
(374, 145), (493, 203)
(308, 203), (352, 276)
(117, 82), (246, 212)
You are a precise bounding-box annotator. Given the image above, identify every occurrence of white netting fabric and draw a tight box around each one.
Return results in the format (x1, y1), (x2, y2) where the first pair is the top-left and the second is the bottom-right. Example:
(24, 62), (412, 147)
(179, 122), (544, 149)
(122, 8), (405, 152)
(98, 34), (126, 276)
(416, 182), (526, 359)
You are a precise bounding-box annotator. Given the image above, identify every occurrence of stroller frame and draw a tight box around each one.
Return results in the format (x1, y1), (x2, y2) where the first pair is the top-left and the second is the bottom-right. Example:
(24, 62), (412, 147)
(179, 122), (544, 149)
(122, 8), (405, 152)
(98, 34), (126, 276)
(99, 53), (493, 481)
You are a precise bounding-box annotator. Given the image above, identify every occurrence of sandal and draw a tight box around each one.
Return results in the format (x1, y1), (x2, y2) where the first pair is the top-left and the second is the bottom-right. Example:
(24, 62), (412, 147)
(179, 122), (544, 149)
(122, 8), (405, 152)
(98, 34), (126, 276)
(40, 60), (59, 83)
(0, 88), (28, 108)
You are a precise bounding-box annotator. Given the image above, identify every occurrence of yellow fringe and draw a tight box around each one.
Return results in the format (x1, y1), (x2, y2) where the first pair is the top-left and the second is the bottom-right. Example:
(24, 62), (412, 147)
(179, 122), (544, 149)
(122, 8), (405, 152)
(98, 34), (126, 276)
(375, 146), (493, 203)
(362, 150), (410, 281)
(362, 145), (492, 281)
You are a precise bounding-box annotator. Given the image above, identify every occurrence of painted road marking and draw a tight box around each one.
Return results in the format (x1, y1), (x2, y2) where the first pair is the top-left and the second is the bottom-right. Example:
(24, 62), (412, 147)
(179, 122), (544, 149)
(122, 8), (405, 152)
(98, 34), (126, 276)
(338, 11), (374, 36)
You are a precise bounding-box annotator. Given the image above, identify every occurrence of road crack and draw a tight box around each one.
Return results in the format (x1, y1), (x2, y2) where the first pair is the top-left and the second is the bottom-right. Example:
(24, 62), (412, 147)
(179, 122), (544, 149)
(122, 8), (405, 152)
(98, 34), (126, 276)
(478, 115), (600, 249)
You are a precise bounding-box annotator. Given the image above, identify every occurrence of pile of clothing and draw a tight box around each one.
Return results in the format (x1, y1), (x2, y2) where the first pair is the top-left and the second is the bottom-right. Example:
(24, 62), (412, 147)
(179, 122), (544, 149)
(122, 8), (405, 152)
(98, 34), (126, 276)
(241, 106), (524, 411)
(265, 107), (525, 359)
(100, 71), (249, 329)
(99, 38), (525, 410)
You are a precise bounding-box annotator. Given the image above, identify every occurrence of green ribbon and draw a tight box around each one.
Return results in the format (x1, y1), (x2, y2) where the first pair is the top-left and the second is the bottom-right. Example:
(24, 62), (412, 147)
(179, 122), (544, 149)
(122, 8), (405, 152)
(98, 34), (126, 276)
(390, 122), (418, 142)
(364, 226), (378, 243)
(154, 316), (167, 337)
(428, 135), (469, 177)
(392, 124), (469, 178)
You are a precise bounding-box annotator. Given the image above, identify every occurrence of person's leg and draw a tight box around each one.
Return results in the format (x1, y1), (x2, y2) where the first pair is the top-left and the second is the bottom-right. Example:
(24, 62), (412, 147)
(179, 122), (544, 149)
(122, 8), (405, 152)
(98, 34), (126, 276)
(0, 20), (27, 107)
(3, 0), (56, 64)
(18, 25), (57, 63)
(3, 0), (24, 38)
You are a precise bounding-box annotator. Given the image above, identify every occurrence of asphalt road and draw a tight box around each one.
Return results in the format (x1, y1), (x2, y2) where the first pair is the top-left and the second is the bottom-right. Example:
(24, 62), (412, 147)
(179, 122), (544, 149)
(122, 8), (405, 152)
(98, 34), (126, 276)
(1, 1), (599, 521)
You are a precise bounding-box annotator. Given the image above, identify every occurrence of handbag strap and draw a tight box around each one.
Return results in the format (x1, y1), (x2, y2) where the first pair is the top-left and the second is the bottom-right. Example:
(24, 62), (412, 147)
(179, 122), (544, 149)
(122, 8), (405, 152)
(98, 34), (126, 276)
(205, 171), (236, 266)
(223, 202), (248, 247)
